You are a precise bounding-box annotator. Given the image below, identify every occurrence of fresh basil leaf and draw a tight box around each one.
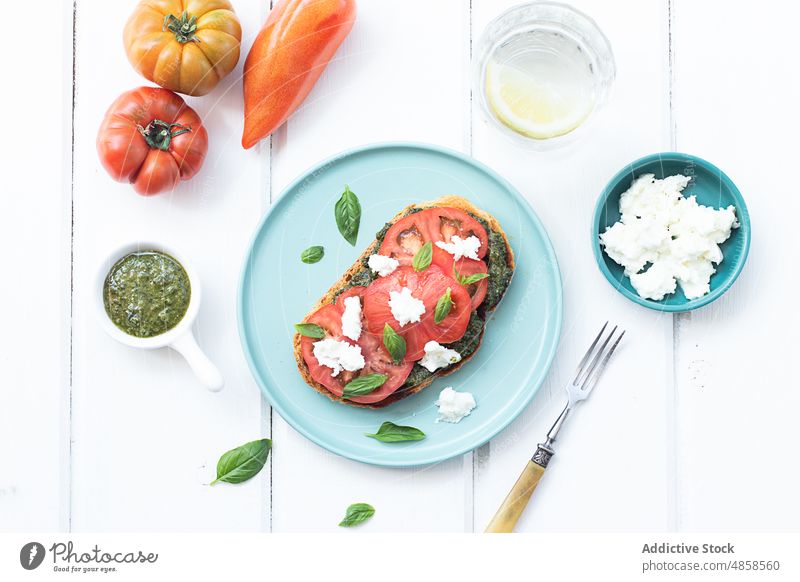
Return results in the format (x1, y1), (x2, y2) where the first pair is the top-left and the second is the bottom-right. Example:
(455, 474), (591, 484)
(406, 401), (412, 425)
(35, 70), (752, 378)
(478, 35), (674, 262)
(295, 323), (326, 339)
(300, 245), (324, 264)
(434, 287), (454, 324)
(342, 374), (388, 399)
(461, 272), (489, 285)
(365, 421), (426, 443)
(382, 324), (406, 364)
(335, 185), (361, 246)
(453, 264), (490, 286)
(412, 241), (433, 272)
(211, 438), (271, 486)
(339, 503), (375, 527)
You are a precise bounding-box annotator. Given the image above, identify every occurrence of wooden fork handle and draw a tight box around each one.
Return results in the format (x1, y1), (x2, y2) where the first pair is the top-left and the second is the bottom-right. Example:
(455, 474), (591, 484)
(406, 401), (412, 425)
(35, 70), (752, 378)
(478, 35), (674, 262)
(485, 446), (553, 533)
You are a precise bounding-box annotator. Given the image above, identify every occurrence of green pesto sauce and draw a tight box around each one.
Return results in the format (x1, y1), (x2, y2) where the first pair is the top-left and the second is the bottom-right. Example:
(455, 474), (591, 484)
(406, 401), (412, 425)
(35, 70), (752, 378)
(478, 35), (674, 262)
(402, 310), (487, 388)
(103, 251), (191, 338)
(484, 230), (514, 309)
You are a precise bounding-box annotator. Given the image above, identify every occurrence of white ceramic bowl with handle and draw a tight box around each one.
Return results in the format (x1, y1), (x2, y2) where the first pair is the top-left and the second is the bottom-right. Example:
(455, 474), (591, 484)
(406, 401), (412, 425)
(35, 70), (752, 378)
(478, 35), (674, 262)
(94, 241), (224, 392)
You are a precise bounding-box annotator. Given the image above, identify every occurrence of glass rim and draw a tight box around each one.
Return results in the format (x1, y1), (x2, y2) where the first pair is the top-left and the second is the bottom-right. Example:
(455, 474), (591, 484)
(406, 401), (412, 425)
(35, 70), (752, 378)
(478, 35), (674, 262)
(472, 1), (617, 149)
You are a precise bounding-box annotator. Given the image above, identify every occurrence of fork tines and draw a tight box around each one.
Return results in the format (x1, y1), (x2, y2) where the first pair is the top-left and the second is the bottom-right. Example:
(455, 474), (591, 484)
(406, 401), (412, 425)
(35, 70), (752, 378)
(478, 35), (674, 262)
(572, 322), (625, 394)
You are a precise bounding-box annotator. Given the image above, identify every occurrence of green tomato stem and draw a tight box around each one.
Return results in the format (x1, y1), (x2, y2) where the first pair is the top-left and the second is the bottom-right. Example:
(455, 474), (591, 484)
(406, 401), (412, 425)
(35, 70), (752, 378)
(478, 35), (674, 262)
(136, 120), (192, 151)
(162, 11), (202, 44)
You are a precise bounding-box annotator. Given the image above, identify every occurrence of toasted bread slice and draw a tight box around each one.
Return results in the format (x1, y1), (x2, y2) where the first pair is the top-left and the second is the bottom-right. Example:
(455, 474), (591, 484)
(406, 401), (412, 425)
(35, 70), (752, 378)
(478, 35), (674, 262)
(293, 195), (515, 408)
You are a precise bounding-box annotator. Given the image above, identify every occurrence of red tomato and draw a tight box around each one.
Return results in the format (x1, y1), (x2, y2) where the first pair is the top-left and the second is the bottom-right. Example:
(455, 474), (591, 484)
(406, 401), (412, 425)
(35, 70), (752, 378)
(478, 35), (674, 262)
(432, 248), (489, 310)
(362, 265), (472, 361)
(96, 87), (208, 196)
(299, 287), (413, 405)
(378, 207), (489, 266)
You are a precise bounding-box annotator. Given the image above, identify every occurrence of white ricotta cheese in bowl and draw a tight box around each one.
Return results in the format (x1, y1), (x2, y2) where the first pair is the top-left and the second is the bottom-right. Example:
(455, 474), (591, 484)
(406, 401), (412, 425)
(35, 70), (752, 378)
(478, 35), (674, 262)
(600, 173), (738, 301)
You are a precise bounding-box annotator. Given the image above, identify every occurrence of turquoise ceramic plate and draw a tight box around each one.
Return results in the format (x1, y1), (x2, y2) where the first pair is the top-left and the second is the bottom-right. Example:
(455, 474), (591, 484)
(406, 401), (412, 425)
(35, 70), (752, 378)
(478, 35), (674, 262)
(238, 142), (562, 466)
(593, 152), (751, 312)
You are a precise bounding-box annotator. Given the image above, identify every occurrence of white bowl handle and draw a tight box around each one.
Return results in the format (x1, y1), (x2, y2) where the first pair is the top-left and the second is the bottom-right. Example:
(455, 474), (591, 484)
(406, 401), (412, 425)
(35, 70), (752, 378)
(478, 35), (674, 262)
(170, 332), (224, 392)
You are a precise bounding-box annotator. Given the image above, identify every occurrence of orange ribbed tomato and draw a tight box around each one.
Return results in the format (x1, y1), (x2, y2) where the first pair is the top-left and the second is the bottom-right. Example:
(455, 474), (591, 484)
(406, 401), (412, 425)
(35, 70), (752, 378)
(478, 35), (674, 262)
(124, 0), (241, 97)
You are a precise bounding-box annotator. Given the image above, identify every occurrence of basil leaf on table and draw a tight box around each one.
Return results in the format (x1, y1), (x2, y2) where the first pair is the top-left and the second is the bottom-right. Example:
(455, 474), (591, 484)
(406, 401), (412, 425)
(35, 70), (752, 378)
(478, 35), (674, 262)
(365, 421), (426, 443)
(412, 241), (433, 272)
(339, 503), (375, 527)
(382, 324), (406, 364)
(335, 185), (361, 246)
(453, 264), (490, 286)
(211, 438), (271, 485)
(295, 323), (326, 339)
(300, 245), (324, 264)
(342, 374), (387, 399)
(434, 287), (454, 324)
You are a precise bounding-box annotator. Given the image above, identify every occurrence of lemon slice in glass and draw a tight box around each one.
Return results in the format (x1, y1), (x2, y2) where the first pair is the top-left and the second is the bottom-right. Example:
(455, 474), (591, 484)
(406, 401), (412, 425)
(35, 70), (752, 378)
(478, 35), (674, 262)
(485, 60), (595, 140)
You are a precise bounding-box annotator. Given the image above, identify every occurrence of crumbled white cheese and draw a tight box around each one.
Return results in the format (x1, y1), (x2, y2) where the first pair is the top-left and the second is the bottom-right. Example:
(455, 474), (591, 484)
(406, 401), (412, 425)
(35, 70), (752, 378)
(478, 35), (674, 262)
(435, 235), (481, 261)
(368, 254), (400, 277)
(340, 296), (362, 341)
(436, 387), (476, 423)
(388, 287), (426, 326)
(419, 341), (462, 372)
(600, 173), (738, 300)
(629, 261), (677, 300)
(312, 338), (365, 377)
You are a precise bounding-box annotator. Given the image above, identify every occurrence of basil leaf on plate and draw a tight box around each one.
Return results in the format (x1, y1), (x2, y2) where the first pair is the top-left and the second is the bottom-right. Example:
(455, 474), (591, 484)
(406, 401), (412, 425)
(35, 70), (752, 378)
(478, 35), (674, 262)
(300, 245), (324, 264)
(453, 264), (490, 286)
(335, 185), (361, 246)
(339, 503), (375, 527)
(412, 241), (433, 272)
(211, 438), (271, 486)
(342, 374), (388, 399)
(365, 421), (426, 443)
(434, 287), (454, 324)
(382, 324), (406, 364)
(295, 323), (326, 339)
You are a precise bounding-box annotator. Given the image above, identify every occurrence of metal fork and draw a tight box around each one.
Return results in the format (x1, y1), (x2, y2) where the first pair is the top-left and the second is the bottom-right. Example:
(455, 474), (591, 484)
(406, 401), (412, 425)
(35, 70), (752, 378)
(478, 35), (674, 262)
(485, 322), (625, 533)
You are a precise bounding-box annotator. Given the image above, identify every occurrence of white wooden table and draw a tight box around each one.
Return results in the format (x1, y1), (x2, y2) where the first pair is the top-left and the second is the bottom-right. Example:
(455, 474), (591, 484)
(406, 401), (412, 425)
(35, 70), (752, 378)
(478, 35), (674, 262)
(3, 0), (798, 533)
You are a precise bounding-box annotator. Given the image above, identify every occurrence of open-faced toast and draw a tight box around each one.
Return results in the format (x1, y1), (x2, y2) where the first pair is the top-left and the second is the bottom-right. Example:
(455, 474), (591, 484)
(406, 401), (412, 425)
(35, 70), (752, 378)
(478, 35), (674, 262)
(294, 195), (515, 408)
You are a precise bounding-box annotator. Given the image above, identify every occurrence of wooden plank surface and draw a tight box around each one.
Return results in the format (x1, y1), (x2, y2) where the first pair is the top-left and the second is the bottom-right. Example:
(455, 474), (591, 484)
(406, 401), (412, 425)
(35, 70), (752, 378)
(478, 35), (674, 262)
(6, 0), (795, 535)
(0, 0), (70, 532)
(672, 0), (800, 531)
(69, 0), (267, 531)
(268, 0), (474, 533)
(470, 0), (675, 531)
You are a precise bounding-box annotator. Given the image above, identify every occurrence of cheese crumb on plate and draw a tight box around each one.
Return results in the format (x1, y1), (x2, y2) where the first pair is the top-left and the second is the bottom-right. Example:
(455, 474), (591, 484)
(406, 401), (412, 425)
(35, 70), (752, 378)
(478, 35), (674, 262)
(436, 387), (476, 423)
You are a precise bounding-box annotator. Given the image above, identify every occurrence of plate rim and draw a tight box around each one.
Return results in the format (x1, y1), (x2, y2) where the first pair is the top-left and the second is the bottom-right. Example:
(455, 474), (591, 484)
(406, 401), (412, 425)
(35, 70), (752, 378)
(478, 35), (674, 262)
(237, 140), (563, 467)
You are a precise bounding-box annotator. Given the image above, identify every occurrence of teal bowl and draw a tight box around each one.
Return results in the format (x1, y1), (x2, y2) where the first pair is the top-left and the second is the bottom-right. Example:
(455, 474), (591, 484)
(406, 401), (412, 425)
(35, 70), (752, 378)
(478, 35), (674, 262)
(592, 152), (751, 312)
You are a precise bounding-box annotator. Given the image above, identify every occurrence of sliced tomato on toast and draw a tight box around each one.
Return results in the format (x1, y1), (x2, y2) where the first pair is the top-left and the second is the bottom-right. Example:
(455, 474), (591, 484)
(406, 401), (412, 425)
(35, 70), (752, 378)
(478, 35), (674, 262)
(361, 265), (472, 360)
(431, 247), (489, 310)
(378, 207), (489, 266)
(299, 287), (413, 404)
